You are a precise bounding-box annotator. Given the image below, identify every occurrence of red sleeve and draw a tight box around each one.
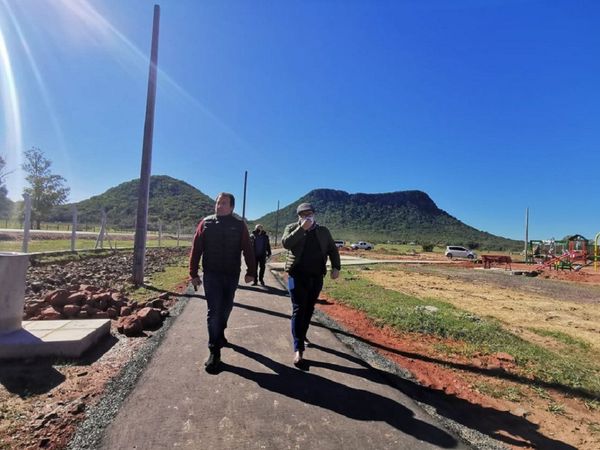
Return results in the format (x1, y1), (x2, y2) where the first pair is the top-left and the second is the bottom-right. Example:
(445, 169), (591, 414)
(189, 219), (205, 278)
(241, 224), (257, 278)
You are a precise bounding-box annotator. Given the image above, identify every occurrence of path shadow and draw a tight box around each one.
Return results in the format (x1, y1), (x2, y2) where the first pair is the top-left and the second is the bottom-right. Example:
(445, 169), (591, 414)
(223, 343), (459, 448)
(231, 299), (581, 448)
(305, 356), (576, 449)
(237, 284), (289, 296)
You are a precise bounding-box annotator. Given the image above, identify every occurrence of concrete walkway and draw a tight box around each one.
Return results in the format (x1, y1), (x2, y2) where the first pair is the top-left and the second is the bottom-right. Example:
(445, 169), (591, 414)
(268, 253), (455, 270)
(97, 267), (471, 450)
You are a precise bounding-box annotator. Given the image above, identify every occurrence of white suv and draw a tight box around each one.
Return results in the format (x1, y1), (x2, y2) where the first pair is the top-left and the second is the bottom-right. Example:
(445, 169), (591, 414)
(334, 240), (345, 248)
(351, 241), (374, 250)
(445, 246), (477, 259)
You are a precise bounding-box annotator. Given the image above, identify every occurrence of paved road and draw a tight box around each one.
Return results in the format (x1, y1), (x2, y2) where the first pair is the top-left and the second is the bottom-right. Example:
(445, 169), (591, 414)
(97, 267), (470, 450)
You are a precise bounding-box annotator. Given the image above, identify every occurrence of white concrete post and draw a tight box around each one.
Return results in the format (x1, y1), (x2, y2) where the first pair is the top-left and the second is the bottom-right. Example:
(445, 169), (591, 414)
(0, 252), (29, 335)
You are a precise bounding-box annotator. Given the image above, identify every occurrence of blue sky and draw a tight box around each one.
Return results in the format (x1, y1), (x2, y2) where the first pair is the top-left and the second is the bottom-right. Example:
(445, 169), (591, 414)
(1, 0), (599, 241)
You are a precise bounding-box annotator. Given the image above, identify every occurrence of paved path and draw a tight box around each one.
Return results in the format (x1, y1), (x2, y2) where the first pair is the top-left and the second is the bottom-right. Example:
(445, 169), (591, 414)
(98, 268), (470, 450)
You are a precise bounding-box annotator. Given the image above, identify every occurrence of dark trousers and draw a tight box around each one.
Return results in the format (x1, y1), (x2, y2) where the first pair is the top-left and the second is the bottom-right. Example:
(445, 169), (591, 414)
(288, 273), (323, 352)
(255, 254), (267, 282)
(203, 271), (239, 350)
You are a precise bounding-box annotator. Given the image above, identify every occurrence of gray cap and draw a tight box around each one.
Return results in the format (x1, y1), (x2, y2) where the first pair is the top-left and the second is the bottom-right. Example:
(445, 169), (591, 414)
(296, 202), (315, 214)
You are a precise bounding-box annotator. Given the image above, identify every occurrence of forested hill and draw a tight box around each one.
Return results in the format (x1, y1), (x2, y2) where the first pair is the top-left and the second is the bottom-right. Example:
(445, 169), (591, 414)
(48, 175), (214, 231)
(253, 189), (521, 250)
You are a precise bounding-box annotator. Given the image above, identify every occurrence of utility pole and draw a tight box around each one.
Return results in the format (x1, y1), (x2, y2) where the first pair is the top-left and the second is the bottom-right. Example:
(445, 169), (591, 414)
(242, 170), (248, 221)
(524, 207), (529, 263)
(274, 200), (280, 246)
(133, 5), (160, 285)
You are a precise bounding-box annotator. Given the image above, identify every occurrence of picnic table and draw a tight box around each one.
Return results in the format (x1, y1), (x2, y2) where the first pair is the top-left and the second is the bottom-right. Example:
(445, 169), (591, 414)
(481, 254), (512, 270)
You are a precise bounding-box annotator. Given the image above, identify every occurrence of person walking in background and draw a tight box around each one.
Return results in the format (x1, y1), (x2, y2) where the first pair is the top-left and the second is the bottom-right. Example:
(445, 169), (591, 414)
(282, 202), (341, 367)
(189, 192), (256, 373)
(250, 224), (272, 286)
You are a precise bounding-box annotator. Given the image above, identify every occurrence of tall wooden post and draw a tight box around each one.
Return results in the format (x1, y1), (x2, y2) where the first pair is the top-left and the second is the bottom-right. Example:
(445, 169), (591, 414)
(524, 207), (529, 263)
(242, 171), (248, 221)
(133, 5), (160, 285)
(274, 200), (280, 246)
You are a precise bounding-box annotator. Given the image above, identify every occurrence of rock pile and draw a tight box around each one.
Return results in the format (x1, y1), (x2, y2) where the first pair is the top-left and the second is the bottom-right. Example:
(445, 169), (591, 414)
(22, 248), (187, 336)
(24, 287), (171, 336)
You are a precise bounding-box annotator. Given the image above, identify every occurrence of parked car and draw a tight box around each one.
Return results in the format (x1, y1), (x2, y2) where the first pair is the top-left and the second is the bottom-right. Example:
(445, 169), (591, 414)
(445, 246), (477, 259)
(334, 240), (345, 248)
(351, 241), (374, 250)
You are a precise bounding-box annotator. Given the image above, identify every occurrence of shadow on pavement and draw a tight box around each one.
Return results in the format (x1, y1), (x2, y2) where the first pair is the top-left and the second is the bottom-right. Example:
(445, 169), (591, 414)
(223, 343), (459, 449)
(231, 301), (578, 449)
(307, 357), (576, 450)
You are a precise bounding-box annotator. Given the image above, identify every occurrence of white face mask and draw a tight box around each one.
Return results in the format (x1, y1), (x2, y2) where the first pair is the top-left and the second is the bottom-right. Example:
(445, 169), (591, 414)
(303, 214), (315, 223)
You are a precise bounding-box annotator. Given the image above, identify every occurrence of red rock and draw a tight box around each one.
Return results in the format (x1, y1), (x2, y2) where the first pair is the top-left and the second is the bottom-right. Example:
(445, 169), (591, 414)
(40, 307), (62, 320)
(137, 307), (162, 329)
(62, 304), (81, 318)
(117, 316), (143, 336)
(45, 290), (70, 308)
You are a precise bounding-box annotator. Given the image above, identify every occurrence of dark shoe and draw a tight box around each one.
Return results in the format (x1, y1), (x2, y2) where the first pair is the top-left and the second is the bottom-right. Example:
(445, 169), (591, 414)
(204, 350), (221, 373)
(304, 337), (312, 348)
(293, 351), (303, 367)
(260, 280), (265, 286)
(252, 281), (258, 286)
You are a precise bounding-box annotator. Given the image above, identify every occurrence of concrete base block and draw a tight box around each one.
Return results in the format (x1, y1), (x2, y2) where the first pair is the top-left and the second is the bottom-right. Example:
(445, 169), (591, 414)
(0, 319), (111, 359)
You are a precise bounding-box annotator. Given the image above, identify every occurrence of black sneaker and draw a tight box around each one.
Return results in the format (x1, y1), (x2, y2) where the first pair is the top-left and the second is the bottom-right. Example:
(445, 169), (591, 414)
(260, 280), (265, 286)
(204, 350), (221, 373)
(252, 281), (258, 286)
(304, 337), (313, 348)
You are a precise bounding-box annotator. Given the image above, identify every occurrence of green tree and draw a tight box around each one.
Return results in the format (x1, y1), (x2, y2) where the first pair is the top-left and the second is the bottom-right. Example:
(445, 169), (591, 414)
(22, 147), (70, 229)
(0, 155), (11, 217)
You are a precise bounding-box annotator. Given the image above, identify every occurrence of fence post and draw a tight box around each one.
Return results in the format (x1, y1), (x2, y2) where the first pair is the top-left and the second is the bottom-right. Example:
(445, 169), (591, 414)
(71, 206), (78, 252)
(22, 193), (31, 253)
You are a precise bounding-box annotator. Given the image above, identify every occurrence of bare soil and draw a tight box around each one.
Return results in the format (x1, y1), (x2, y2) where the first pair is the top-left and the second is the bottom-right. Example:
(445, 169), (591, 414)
(2, 251), (599, 449)
(319, 253), (600, 449)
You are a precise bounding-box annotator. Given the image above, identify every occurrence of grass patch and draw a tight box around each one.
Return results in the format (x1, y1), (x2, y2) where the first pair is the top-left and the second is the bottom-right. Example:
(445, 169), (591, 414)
(474, 382), (524, 402)
(547, 402), (568, 416)
(0, 239), (190, 253)
(529, 328), (591, 351)
(125, 256), (189, 303)
(323, 268), (600, 398)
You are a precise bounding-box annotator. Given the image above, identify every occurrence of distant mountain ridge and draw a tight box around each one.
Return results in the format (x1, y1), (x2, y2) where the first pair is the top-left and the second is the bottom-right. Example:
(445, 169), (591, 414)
(48, 175), (214, 232)
(46, 178), (519, 249)
(253, 189), (520, 250)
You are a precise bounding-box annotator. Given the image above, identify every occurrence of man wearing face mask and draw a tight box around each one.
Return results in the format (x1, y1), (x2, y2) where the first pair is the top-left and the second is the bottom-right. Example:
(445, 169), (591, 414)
(282, 202), (341, 367)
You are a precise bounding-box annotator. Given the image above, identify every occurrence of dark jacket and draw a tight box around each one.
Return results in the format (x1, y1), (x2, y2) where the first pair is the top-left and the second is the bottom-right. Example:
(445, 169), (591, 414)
(281, 222), (341, 275)
(250, 230), (272, 258)
(189, 214), (256, 278)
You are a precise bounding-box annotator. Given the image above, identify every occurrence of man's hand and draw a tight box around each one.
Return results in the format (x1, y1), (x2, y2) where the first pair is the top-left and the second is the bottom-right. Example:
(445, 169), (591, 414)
(330, 268), (340, 280)
(191, 276), (202, 291)
(244, 275), (254, 284)
(301, 218), (313, 230)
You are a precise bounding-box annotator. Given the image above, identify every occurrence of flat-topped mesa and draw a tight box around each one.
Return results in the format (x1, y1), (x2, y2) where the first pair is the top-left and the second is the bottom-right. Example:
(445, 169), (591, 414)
(0, 252), (30, 335)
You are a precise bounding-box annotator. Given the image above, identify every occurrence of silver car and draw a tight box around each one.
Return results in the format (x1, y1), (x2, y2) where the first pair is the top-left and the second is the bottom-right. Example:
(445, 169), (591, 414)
(445, 246), (476, 259)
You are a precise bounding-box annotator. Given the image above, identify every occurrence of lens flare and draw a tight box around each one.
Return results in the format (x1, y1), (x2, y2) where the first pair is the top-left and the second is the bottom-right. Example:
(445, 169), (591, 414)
(0, 7), (23, 197)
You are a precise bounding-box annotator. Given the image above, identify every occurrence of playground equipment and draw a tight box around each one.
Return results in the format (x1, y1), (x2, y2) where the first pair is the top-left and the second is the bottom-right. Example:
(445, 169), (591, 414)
(529, 235), (591, 271)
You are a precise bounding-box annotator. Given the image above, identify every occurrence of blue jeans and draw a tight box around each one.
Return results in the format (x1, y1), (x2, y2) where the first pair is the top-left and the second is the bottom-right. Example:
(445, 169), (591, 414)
(288, 274), (323, 352)
(203, 271), (239, 350)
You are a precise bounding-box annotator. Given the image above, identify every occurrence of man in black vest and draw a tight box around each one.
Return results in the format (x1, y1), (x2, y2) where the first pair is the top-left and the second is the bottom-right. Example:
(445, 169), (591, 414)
(189, 192), (256, 373)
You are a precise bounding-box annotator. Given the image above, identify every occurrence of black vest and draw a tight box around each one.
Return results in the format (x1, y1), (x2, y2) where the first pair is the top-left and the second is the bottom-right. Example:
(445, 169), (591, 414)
(201, 214), (244, 275)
